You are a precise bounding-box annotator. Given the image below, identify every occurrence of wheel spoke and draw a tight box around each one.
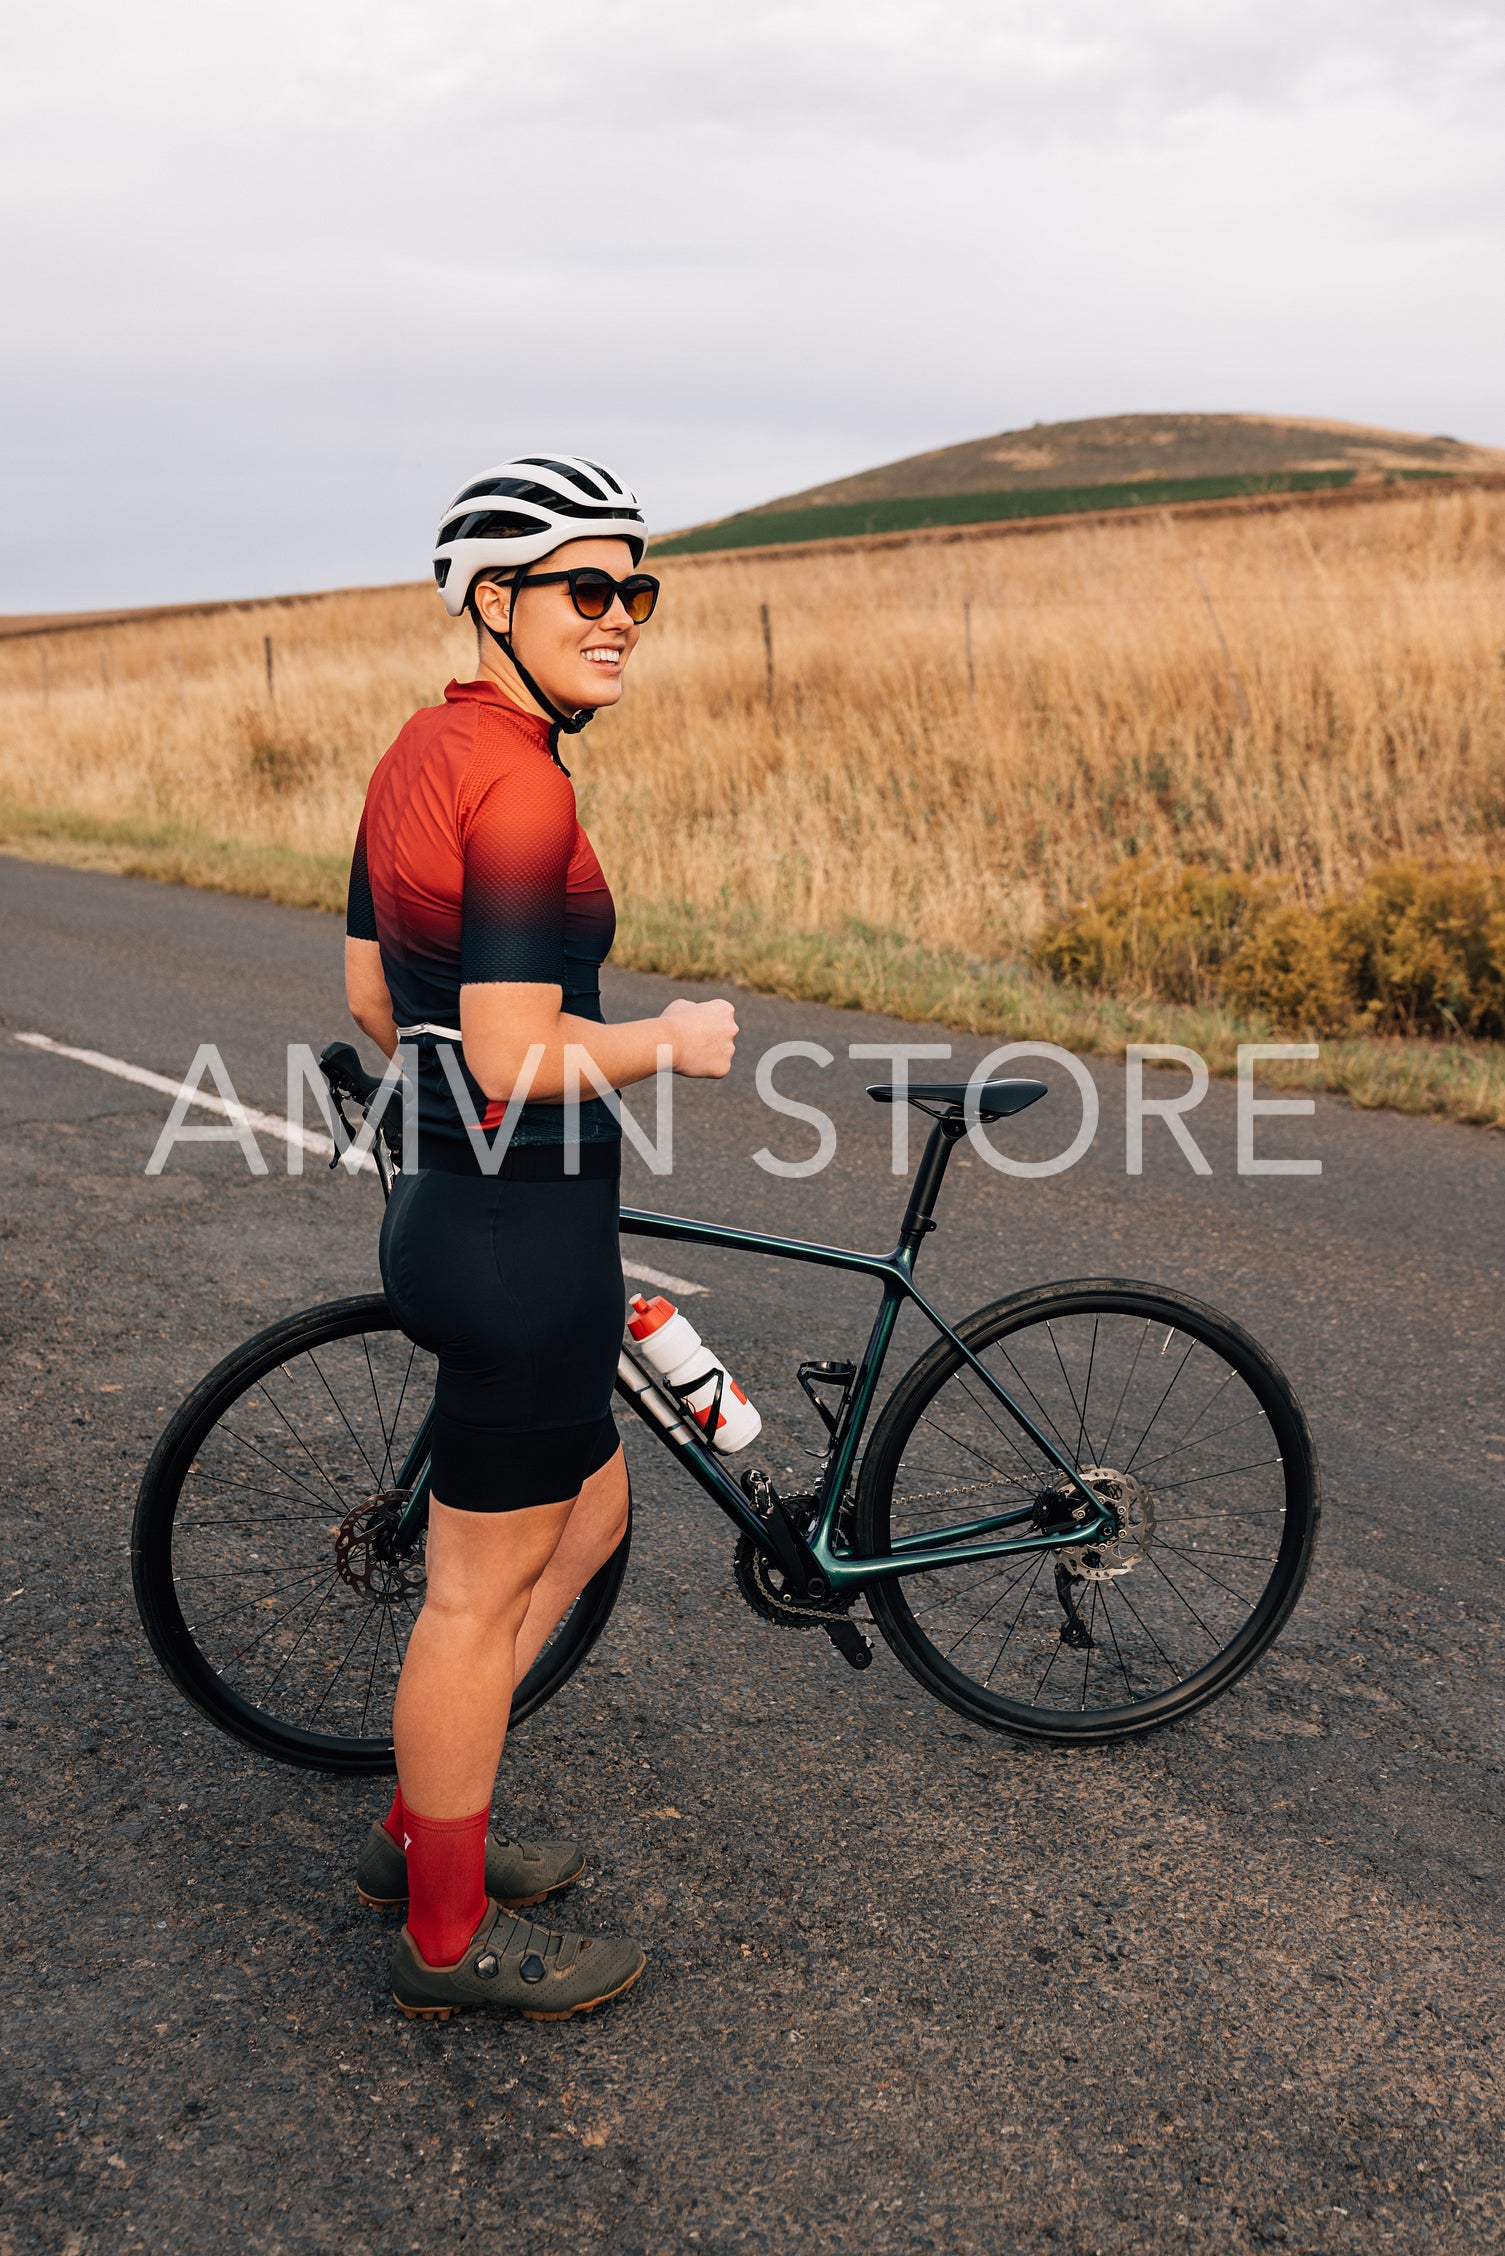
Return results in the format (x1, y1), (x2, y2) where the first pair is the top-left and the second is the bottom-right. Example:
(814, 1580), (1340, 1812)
(305, 1600), (384, 1725)
(216, 1421), (336, 1514)
(253, 1377), (360, 1508)
(1073, 1317), (1100, 1466)
(180, 1464), (337, 1513)
(910, 1406), (1037, 1493)
(254, 1577), (346, 1706)
(980, 1342), (1078, 1464)
(1153, 1457), (1283, 1493)
(1097, 1318), (1151, 1465)
(1079, 1583), (1099, 1710)
(1151, 1540), (1268, 1608)
(1121, 1334), (1198, 1473)
(185, 1563), (332, 1631)
(1030, 1618), (1071, 1702)
(937, 1557), (1043, 1657)
(980, 1554), (1050, 1688)
(303, 1349), (385, 1490)
(1100, 1591), (1136, 1700)
(948, 1372), (1050, 1482)
(1140, 1547), (1227, 1648)
(1128, 1368), (1244, 1473)
(1129, 1404), (1266, 1479)
(1107, 1578), (1185, 1685)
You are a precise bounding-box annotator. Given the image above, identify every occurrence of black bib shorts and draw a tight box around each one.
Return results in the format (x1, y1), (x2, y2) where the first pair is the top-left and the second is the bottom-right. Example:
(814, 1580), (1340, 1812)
(379, 1147), (625, 1513)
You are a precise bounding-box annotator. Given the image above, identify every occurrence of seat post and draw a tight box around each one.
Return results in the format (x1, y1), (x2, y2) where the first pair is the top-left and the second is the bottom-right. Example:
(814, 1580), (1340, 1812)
(897, 1115), (967, 1253)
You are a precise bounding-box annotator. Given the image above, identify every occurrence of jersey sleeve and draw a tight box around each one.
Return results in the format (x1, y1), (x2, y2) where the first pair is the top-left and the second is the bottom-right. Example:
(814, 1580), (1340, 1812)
(346, 808), (378, 941)
(458, 759), (576, 987)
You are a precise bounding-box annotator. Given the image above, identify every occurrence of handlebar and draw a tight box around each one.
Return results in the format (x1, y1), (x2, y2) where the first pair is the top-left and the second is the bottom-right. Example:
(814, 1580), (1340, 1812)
(318, 1040), (403, 1177)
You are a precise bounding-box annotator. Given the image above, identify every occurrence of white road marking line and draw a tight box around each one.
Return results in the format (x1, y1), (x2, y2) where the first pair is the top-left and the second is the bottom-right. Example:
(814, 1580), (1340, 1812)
(622, 1259), (706, 1299)
(15, 1029), (368, 1167)
(15, 1030), (711, 1292)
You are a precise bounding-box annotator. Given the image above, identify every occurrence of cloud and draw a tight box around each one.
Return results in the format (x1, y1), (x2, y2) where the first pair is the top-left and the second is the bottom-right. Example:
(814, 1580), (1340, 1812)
(1, 1), (1502, 605)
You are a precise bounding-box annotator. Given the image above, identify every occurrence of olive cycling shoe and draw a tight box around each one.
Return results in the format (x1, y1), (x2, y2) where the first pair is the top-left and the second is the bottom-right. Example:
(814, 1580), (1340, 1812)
(355, 1821), (585, 1913)
(392, 1900), (646, 2022)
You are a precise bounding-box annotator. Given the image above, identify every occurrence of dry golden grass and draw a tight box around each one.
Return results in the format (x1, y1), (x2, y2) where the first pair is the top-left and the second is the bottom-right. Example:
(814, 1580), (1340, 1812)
(3, 486), (1504, 1122)
(6, 487), (1504, 941)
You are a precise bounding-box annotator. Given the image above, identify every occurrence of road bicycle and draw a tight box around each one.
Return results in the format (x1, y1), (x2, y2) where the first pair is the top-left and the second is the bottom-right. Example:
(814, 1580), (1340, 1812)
(132, 1045), (1320, 1771)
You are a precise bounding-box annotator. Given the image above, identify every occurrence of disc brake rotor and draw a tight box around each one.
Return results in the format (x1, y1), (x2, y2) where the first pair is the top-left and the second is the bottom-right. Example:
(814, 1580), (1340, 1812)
(333, 1488), (425, 1602)
(1047, 1465), (1157, 1583)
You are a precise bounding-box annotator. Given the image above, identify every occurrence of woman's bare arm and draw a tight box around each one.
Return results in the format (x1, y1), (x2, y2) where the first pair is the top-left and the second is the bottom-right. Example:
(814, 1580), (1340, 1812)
(460, 982), (736, 1100)
(345, 938), (399, 1059)
(347, 939), (735, 1092)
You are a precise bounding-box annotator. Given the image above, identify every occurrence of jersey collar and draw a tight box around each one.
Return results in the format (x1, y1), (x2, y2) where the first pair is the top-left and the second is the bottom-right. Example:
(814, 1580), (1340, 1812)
(443, 677), (552, 742)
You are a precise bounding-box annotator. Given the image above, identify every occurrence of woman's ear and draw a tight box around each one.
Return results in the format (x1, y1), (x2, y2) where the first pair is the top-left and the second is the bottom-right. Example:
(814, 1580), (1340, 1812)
(473, 577), (512, 640)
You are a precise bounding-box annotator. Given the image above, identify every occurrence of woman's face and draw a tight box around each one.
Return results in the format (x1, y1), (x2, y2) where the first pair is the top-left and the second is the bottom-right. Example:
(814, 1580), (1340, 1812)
(474, 536), (645, 713)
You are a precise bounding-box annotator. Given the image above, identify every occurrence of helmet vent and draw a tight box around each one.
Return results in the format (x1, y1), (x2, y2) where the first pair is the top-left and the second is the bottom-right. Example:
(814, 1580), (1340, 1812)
(437, 508), (551, 548)
(515, 455), (609, 498)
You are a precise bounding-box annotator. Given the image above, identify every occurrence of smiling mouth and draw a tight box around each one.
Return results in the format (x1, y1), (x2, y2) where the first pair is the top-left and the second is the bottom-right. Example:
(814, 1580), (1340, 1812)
(583, 648), (622, 668)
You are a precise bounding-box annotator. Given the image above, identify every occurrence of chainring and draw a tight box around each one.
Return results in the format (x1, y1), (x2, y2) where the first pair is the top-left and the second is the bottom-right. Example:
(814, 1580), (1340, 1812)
(731, 1481), (854, 1629)
(734, 1532), (827, 1628)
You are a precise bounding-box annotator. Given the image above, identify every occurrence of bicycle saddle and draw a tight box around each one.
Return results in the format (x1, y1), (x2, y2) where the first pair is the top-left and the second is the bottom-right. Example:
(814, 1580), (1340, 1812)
(866, 1079), (1049, 1121)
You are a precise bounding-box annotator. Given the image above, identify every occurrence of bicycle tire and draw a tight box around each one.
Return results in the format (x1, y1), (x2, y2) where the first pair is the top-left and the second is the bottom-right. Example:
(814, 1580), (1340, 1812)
(854, 1279), (1319, 1745)
(131, 1295), (630, 1775)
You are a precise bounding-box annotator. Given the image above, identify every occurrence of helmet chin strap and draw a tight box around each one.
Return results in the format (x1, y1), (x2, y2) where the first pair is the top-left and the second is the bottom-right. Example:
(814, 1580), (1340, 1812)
(483, 599), (593, 775)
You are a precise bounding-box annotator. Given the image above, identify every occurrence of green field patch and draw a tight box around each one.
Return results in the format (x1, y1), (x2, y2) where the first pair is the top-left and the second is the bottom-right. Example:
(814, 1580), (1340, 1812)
(653, 469), (1449, 557)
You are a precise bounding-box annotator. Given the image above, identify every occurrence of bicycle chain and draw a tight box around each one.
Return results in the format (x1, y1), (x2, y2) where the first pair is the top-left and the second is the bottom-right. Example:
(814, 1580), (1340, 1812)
(732, 1530), (856, 1629)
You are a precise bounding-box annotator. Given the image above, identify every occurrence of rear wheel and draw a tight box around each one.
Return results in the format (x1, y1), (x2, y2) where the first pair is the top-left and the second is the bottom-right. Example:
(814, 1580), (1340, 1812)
(855, 1280), (1318, 1744)
(132, 1296), (629, 1774)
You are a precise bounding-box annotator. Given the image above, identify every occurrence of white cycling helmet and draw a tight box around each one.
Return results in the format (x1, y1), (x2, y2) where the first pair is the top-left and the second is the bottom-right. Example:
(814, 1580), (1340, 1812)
(433, 453), (647, 618)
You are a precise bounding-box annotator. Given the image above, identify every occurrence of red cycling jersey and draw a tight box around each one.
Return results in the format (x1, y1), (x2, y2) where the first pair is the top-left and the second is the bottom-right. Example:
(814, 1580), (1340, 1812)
(347, 676), (617, 1169)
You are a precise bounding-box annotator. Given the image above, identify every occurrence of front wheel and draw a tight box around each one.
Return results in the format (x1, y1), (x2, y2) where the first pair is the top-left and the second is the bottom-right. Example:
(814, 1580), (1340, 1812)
(854, 1280), (1319, 1744)
(132, 1296), (630, 1774)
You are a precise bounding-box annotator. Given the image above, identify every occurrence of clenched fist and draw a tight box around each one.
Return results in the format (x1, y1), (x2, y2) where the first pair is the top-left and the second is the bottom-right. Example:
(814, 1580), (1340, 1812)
(661, 996), (739, 1079)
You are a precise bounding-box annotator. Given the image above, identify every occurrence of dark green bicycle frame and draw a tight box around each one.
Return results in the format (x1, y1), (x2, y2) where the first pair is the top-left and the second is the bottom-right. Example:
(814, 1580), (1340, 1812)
(385, 1117), (1117, 1587)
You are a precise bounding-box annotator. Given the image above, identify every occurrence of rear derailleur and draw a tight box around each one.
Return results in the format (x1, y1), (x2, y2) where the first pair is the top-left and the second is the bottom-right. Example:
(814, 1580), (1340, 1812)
(732, 1469), (872, 1672)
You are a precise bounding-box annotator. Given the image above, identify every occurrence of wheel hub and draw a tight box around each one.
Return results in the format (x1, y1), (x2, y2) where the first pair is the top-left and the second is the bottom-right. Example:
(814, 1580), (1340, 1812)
(1035, 1465), (1156, 1582)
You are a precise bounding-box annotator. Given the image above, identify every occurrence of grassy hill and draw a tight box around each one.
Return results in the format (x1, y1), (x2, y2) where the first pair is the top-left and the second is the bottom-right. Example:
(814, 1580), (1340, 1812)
(654, 411), (1505, 555)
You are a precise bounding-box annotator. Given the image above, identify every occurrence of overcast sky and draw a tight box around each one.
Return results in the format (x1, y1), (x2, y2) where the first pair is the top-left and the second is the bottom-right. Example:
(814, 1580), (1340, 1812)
(3, 1), (1503, 610)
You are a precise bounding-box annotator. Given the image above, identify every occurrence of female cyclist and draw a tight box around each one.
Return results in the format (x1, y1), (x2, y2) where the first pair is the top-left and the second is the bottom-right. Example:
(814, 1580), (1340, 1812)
(342, 455), (737, 2020)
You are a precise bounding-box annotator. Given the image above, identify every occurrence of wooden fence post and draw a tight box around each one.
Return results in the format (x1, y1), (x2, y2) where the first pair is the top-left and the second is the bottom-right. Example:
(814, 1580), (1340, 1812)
(264, 634), (276, 706)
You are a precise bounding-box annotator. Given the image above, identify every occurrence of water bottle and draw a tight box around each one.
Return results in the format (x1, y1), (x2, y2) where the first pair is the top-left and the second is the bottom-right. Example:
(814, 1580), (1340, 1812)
(626, 1294), (762, 1452)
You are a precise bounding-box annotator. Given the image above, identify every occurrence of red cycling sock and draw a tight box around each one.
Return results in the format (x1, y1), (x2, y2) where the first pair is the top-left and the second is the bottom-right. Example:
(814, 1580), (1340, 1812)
(383, 1785), (405, 1844)
(402, 1803), (490, 1969)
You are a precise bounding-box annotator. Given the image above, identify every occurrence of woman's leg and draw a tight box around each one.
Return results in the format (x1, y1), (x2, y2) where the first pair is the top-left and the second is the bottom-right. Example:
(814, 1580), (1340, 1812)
(511, 1445), (630, 1686)
(394, 1493), (575, 1818)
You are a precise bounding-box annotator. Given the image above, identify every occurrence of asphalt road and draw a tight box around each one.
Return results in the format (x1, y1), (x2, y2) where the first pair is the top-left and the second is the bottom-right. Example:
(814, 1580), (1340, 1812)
(1, 853), (1503, 2256)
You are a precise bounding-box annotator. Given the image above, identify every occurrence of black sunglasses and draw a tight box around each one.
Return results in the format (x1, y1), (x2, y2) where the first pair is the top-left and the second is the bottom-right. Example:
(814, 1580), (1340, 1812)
(510, 567), (661, 624)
